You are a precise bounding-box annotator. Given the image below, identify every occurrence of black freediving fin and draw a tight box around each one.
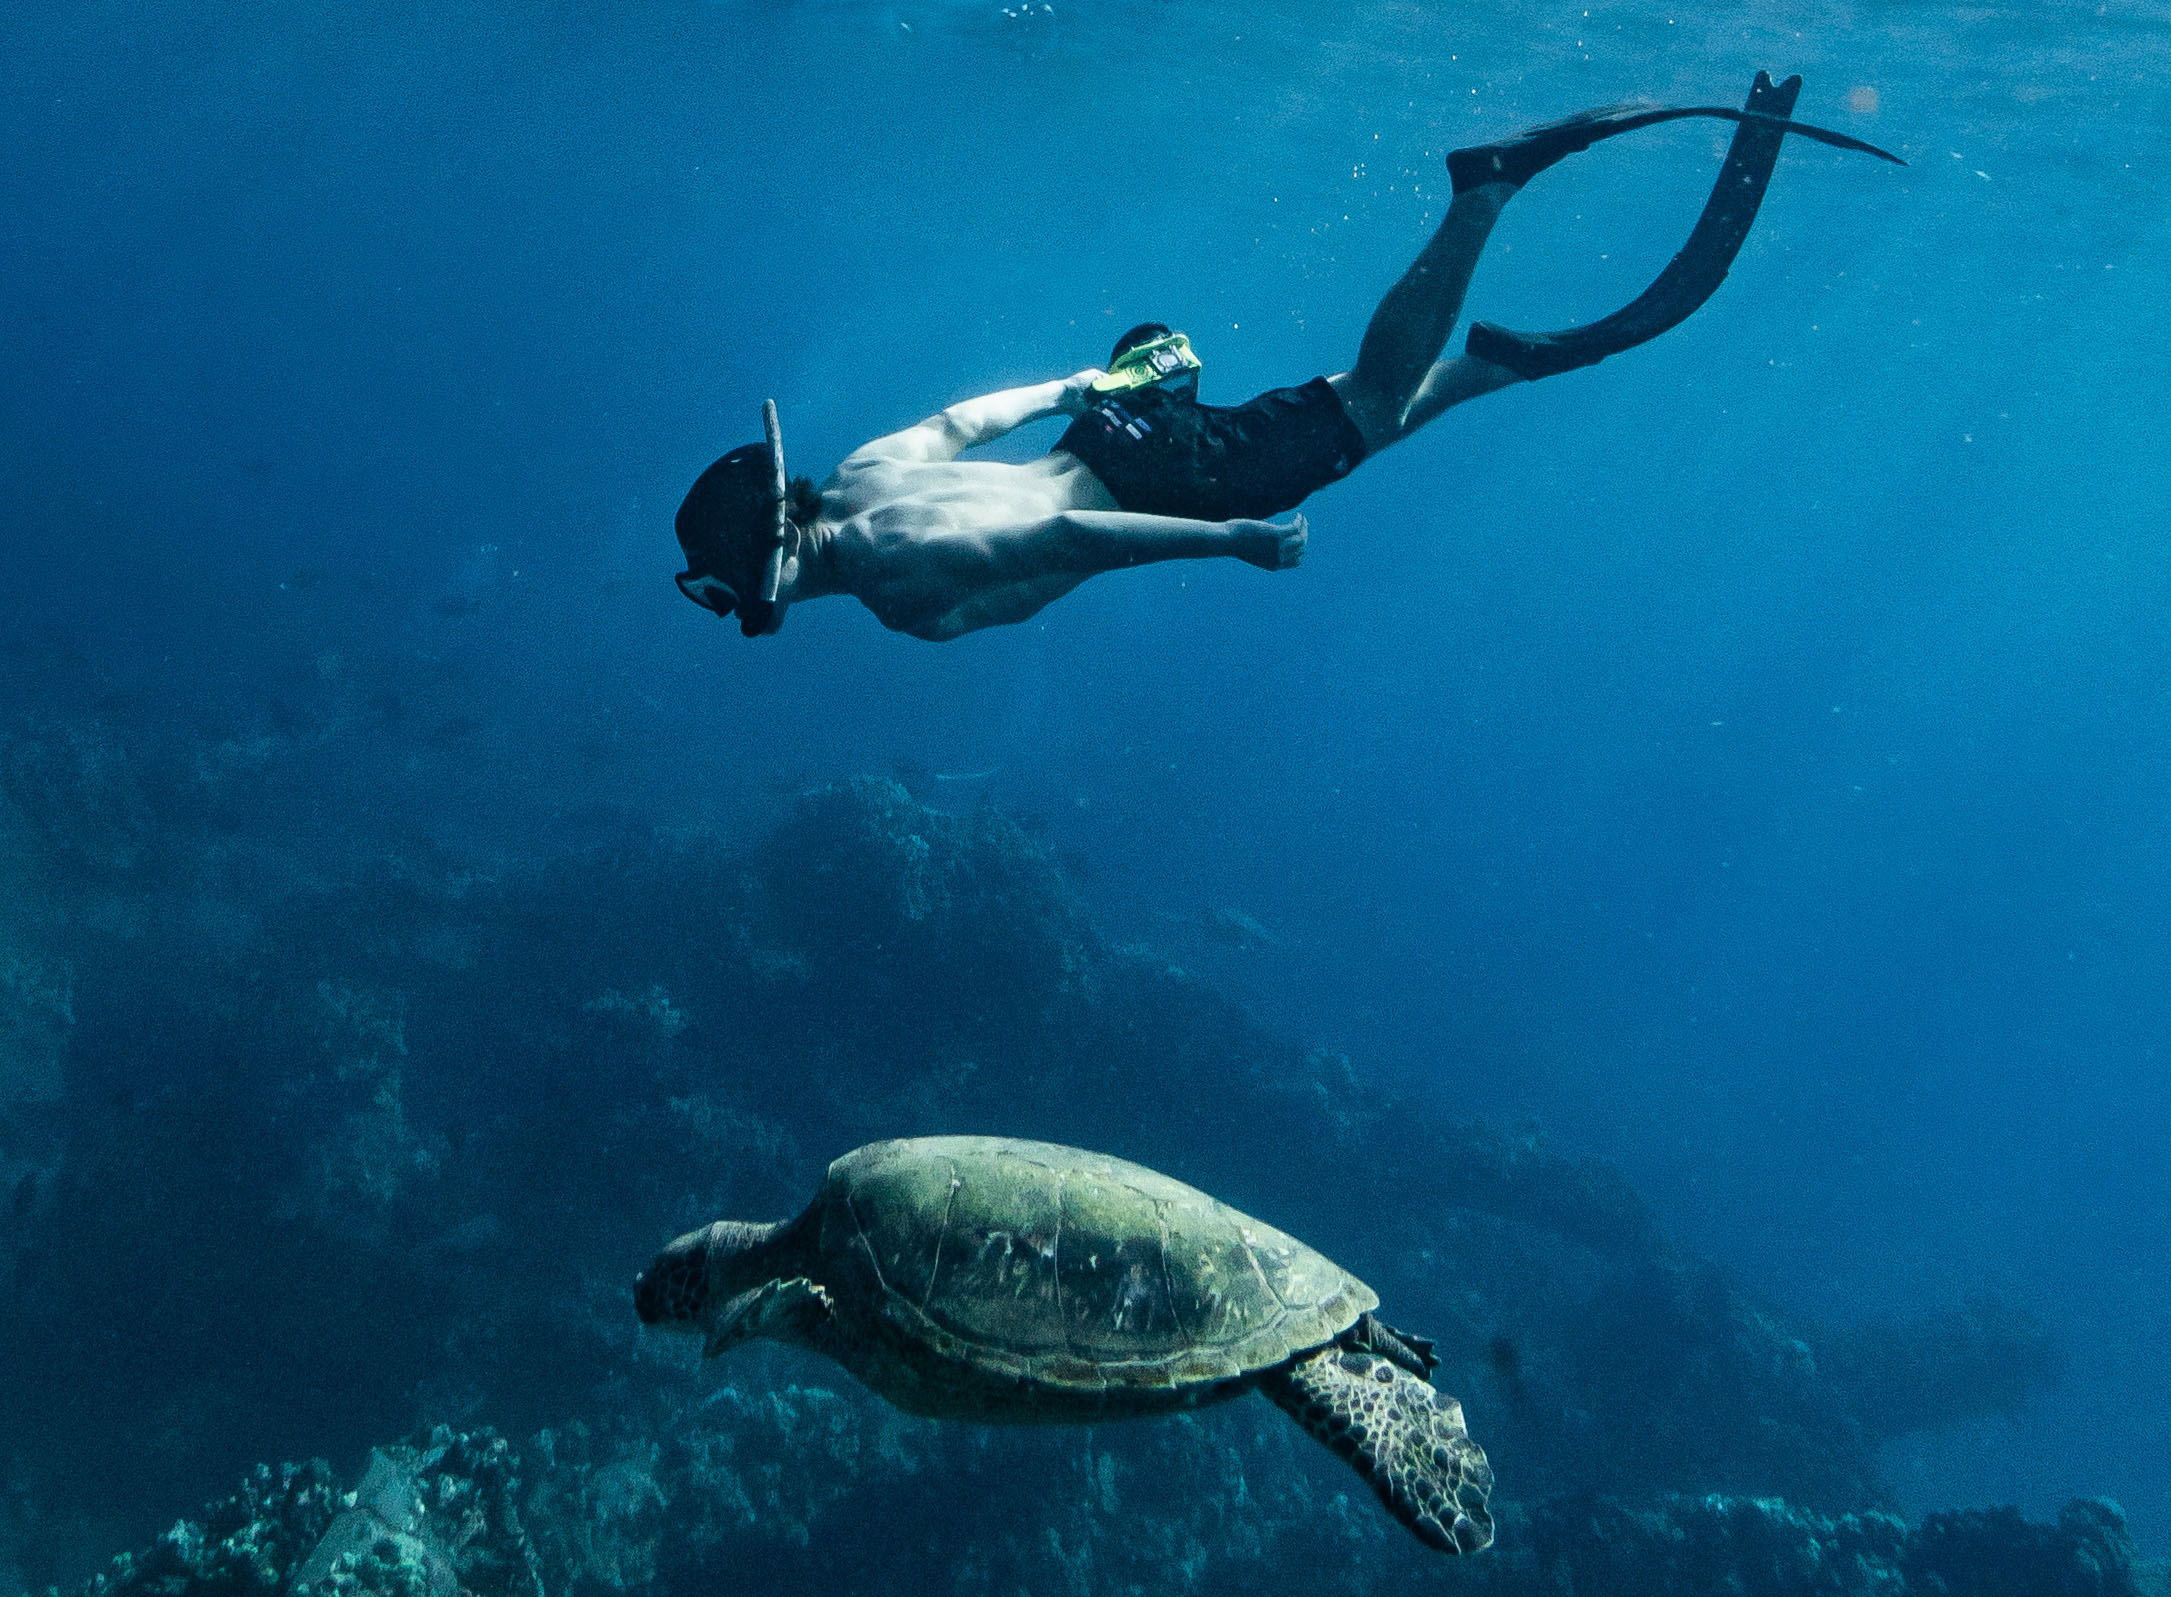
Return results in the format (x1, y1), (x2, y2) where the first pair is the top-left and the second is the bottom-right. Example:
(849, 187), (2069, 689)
(1606, 105), (1900, 164)
(1463, 73), (1896, 381)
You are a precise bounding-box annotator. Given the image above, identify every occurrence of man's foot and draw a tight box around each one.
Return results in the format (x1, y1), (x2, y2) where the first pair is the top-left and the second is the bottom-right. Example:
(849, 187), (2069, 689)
(1447, 103), (1660, 194)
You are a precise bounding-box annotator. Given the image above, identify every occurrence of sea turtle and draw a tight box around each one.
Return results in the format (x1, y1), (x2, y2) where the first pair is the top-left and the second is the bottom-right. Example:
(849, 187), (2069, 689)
(634, 1135), (1493, 1553)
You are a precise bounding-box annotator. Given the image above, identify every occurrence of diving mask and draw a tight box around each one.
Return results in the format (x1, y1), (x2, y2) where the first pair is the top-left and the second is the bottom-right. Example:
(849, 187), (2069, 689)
(673, 398), (794, 636)
(1089, 331), (1202, 394)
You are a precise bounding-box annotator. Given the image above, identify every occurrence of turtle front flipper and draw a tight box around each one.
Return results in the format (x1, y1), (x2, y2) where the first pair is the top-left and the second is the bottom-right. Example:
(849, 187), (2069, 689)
(1260, 1347), (1494, 1554)
(703, 1276), (834, 1359)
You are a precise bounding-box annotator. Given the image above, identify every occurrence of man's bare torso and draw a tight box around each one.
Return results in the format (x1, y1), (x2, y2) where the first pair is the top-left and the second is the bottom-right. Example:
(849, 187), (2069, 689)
(776, 373), (1303, 641)
(825, 446), (1119, 638)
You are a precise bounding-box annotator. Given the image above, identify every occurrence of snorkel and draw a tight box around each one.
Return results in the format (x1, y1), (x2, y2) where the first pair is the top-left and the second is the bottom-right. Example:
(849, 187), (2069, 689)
(738, 399), (792, 637)
(673, 398), (802, 637)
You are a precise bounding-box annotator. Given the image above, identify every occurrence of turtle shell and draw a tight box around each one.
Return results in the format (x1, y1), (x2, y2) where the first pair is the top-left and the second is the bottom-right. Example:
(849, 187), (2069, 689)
(813, 1136), (1376, 1393)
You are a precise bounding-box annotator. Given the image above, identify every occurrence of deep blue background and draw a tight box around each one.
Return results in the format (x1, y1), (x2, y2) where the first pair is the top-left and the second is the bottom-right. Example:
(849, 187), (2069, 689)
(5, 0), (2167, 1550)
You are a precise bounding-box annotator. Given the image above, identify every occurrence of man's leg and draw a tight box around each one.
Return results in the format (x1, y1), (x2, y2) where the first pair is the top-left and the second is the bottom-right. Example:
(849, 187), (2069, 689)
(1330, 183), (1522, 455)
(1396, 349), (1525, 436)
(1330, 82), (1871, 449)
(1328, 105), (1700, 449)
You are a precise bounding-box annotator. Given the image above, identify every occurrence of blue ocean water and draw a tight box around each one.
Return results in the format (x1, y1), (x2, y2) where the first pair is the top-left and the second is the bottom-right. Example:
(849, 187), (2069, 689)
(3, 0), (2168, 1582)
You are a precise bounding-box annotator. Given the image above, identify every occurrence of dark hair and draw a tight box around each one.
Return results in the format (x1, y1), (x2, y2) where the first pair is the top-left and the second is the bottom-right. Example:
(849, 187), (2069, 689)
(784, 474), (820, 530)
(1108, 322), (1171, 367)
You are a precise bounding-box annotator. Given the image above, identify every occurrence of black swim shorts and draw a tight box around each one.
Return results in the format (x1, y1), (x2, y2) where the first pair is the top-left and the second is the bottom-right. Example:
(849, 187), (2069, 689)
(1052, 376), (1367, 522)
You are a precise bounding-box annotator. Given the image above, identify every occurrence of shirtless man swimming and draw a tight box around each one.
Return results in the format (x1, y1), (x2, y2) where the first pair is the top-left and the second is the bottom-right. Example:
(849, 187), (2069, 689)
(673, 75), (1898, 641)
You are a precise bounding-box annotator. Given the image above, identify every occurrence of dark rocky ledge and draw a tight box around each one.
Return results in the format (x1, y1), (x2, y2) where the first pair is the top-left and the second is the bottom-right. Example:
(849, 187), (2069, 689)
(0, 694), (2094, 1593)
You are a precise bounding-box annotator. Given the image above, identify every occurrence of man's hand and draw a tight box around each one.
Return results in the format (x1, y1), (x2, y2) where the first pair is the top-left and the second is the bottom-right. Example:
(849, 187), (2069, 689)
(1061, 370), (1107, 413)
(1233, 515), (1307, 571)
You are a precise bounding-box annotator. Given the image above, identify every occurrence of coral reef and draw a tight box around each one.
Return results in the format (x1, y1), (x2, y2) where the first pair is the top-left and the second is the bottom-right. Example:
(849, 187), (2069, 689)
(1511, 1491), (2145, 1597)
(0, 696), (2087, 1595)
(0, 718), (152, 880)
(76, 1460), (340, 1597)
(1904, 1499), (2142, 1597)
(0, 789), (68, 1305)
(275, 981), (447, 1245)
(81, 1432), (540, 1597)
(73, 1426), (2146, 1597)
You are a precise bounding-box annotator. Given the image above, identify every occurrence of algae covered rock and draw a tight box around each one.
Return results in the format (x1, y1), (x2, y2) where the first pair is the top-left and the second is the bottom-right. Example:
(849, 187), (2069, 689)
(0, 756), (2087, 1594)
(77, 1433), (540, 1597)
(73, 1425), (2150, 1597)
(0, 718), (153, 879)
(78, 1460), (341, 1597)
(1904, 1498), (2143, 1597)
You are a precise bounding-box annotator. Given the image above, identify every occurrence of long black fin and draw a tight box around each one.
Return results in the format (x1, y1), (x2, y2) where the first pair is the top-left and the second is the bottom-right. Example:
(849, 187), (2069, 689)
(1519, 102), (1903, 167)
(1261, 1346), (1494, 1554)
(1466, 73), (1883, 381)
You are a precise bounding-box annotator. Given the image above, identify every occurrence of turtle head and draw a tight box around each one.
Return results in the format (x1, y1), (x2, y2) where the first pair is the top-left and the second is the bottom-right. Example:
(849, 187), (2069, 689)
(634, 1219), (791, 1346)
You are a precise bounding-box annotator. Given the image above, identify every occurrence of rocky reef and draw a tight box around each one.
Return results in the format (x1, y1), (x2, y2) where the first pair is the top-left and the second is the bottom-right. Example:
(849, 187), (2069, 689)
(76, 1424), (2147, 1597)
(0, 691), (2094, 1595)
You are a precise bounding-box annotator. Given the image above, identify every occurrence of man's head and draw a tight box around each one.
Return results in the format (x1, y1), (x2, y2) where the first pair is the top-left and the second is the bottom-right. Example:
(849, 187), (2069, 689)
(1109, 322), (1173, 367)
(674, 446), (823, 638)
(1099, 323), (1200, 398)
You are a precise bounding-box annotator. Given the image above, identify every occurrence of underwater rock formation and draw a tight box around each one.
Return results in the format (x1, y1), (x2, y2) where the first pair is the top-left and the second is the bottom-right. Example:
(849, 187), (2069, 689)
(1512, 1490), (2145, 1597)
(0, 718), (153, 880)
(1904, 1499), (2143, 1597)
(77, 1460), (342, 1597)
(73, 1427), (2146, 1597)
(81, 1432), (541, 1597)
(0, 788), (68, 1309)
(0, 704), (2081, 1593)
(1824, 1296), (2066, 1446)
(275, 980), (448, 1246)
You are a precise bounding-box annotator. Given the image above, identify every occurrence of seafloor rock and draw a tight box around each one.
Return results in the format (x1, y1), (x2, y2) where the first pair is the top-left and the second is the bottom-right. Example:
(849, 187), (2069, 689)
(72, 1426), (2146, 1597)
(79, 1432), (541, 1597)
(524, 1380), (1401, 1597)
(74, 1459), (341, 1597)
(272, 980), (447, 1246)
(1904, 1498), (2142, 1597)
(1515, 1491), (1911, 1596)
(0, 753), (2076, 1591)
(0, 718), (153, 879)
(0, 792), (68, 1295)
(1825, 1298), (2065, 1447)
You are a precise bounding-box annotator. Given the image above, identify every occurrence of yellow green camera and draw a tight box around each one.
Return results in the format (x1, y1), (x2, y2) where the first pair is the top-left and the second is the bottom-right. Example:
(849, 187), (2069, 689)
(1089, 331), (1203, 394)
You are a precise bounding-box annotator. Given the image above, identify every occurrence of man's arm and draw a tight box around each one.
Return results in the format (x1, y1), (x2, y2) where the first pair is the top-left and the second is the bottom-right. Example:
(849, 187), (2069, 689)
(860, 508), (1307, 641)
(1025, 509), (1308, 576)
(846, 371), (1102, 465)
(865, 507), (1304, 611)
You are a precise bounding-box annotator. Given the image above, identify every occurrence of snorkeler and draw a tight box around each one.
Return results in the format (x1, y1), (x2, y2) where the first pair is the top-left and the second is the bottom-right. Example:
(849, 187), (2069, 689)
(674, 72), (1900, 642)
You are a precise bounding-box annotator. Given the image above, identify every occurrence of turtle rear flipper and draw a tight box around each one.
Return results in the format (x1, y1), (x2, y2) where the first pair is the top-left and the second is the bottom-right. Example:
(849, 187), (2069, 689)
(1261, 1348), (1494, 1554)
(1348, 1312), (1438, 1377)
